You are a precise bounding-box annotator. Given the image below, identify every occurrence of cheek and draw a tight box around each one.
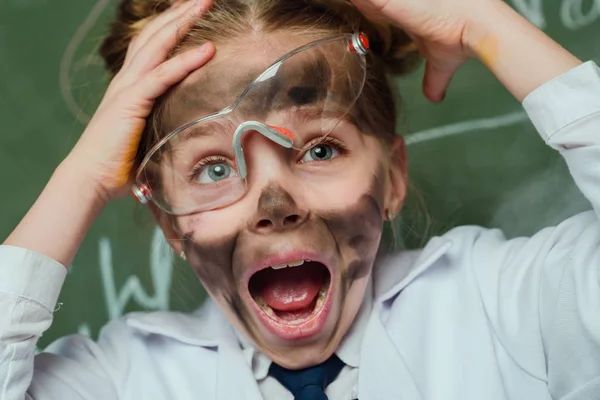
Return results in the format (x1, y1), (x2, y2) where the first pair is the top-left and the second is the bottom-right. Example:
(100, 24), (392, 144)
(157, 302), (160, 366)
(341, 273), (370, 318)
(174, 213), (241, 298)
(301, 163), (383, 209)
(176, 202), (249, 240)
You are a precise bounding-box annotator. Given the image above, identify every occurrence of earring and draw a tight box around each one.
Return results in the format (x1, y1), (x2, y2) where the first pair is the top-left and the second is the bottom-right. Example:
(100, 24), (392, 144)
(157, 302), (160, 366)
(386, 209), (395, 221)
(180, 251), (187, 261)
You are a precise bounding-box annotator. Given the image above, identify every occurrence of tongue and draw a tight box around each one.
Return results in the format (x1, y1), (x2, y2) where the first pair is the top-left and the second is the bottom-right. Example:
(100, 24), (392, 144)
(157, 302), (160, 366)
(257, 263), (325, 311)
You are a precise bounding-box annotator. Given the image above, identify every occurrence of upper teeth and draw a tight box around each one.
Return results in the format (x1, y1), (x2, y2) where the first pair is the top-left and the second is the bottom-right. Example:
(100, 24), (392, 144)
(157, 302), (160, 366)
(270, 260), (306, 270)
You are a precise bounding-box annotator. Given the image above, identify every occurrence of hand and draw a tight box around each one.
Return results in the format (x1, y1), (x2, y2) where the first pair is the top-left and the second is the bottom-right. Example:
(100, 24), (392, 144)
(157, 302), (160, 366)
(351, 0), (493, 102)
(352, 0), (581, 102)
(66, 0), (215, 205)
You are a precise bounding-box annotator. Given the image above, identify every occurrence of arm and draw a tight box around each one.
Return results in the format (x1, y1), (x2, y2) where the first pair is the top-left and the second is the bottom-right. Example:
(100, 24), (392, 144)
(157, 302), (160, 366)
(468, 62), (600, 399)
(460, 15), (600, 399)
(3, 0), (214, 267)
(3, 161), (105, 267)
(463, 0), (581, 102)
(0, 1), (214, 397)
(0, 246), (131, 399)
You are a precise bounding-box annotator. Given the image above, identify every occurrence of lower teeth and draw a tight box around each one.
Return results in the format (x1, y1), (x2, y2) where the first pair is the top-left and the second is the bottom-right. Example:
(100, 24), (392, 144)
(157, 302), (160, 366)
(253, 295), (277, 317)
(253, 281), (329, 322)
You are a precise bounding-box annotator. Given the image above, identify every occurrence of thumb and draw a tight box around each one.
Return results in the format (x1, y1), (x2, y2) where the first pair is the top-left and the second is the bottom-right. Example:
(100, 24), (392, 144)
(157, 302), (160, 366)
(422, 59), (462, 103)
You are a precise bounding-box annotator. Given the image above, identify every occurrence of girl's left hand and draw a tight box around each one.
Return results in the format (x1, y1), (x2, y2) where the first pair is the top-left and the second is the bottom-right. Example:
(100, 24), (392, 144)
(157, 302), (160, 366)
(352, 0), (581, 102)
(350, 0), (496, 102)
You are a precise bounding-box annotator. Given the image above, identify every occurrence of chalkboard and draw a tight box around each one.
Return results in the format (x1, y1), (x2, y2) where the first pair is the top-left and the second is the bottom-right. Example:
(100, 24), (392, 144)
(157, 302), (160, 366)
(0, 0), (598, 348)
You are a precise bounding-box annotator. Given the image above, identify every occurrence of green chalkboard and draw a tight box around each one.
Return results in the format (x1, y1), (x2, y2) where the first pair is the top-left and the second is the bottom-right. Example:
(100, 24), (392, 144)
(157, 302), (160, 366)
(0, 0), (598, 347)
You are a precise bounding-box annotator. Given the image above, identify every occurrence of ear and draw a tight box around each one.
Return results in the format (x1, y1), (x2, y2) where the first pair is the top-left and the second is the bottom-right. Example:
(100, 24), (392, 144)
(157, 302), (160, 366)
(384, 135), (408, 217)
(148, 204), (184, 256)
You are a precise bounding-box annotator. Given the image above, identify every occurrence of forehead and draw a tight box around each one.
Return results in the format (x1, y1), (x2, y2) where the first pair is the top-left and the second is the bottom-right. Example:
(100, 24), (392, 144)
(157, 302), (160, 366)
(162, 32), (345, 131)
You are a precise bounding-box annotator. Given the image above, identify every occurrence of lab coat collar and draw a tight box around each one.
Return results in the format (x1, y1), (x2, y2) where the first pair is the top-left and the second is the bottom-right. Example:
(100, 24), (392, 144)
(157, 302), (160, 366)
(124, 298), (234, 348)
(358, 236), (453, 399)
(374, 236), (453, 303)
(359, 307), (425, 399)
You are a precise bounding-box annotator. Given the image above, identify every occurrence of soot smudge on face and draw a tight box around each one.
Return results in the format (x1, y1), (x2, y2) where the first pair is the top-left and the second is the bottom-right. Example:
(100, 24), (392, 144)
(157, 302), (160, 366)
(182, 229), (256, 334)
(254, 182), (302, 226)
(324, 193), (382, 283)
(164, 53), (334, 132)
(182, 174), (384, 348)
(319, 177), (384, 339)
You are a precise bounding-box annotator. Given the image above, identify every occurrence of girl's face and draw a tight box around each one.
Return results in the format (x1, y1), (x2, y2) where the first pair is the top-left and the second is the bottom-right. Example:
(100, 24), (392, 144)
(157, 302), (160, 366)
(156, 32), (406, 369)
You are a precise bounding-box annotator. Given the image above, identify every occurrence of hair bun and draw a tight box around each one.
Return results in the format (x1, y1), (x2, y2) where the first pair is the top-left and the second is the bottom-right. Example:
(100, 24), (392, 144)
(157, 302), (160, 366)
(370, 22), (421, 75)
(100, 0), (176, 76)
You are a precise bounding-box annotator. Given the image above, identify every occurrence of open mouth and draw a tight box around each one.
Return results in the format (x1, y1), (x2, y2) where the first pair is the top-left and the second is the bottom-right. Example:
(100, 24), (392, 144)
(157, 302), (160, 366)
(248, 259), (332, 340)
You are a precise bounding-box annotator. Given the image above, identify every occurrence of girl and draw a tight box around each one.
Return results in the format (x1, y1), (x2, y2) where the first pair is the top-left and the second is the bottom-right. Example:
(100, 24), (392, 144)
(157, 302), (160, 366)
(1, 0), (598, 398)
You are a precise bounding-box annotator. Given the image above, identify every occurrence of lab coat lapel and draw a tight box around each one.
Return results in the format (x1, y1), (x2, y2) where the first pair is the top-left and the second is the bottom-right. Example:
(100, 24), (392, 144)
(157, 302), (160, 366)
(358, 308), (423, 400)
(127, 303), (263, 399)
(216, 341), (264, 400)
(357, 237), (453, 399)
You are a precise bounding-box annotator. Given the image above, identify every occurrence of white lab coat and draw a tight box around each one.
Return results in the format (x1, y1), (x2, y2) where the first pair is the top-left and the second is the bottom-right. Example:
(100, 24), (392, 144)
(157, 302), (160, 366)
(1, 61), (600, 400)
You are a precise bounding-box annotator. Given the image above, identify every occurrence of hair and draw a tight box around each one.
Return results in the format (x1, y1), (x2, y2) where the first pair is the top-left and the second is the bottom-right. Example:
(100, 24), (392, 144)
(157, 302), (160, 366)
(99, 0), (420, 171)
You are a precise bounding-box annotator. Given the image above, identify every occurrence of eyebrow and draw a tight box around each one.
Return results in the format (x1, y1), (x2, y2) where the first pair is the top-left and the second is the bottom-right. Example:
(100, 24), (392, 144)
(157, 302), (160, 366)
(179, 109), (357, 154)
(179, 119), (237, 141)
(284, 105), (348, 125)
(177, 107), (319, 142)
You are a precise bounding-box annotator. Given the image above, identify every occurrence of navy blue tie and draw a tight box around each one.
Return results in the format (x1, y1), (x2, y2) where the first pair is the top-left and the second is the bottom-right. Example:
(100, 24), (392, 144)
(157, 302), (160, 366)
(269, 354), (345, 400)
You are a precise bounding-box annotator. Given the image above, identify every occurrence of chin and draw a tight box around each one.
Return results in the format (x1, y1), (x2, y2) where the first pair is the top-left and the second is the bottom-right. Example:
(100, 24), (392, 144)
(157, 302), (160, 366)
(266, 339), (340, 369)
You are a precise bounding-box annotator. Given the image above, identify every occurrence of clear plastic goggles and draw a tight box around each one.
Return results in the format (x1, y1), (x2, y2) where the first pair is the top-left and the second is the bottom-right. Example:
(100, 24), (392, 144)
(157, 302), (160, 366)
(133, 33), (369, 215)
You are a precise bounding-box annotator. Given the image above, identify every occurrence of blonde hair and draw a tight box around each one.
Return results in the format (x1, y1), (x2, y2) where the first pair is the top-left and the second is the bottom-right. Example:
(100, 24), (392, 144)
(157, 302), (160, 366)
(99, 0), (420, 172)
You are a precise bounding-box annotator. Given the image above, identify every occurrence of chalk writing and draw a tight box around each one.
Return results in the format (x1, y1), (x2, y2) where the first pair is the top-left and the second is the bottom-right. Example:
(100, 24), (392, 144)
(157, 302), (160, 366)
(560, 0), (600, 30)
(99, 227), (173, 320)
(405, 111), (529, 145)
(60, 0), (111, 125)
(78, 323), (92, 337)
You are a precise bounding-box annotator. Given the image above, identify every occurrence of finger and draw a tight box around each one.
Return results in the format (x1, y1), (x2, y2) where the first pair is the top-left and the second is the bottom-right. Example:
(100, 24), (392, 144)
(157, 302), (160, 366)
(422, 60), (461, 103)
(123, 0), (198, 68)
(350, 0), (395, 23)
(130, 42), (215, 102)
(124, 0), (211, 78)
(123, 2), (194, 69)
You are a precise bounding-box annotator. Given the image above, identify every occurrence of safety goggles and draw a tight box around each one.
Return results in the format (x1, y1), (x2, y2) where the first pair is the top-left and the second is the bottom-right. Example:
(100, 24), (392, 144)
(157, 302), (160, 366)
(132, 32), (369, 215)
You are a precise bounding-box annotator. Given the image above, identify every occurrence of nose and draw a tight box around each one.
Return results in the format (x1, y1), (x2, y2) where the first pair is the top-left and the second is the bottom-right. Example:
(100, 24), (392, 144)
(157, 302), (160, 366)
(250, 182), (309, 233)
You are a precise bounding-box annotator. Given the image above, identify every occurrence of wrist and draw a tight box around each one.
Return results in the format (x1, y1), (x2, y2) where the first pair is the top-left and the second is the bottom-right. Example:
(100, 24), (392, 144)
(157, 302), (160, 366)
(461, 1), (516, 62)
(54, 157), (109, 215)
(3, 158), (108, 266)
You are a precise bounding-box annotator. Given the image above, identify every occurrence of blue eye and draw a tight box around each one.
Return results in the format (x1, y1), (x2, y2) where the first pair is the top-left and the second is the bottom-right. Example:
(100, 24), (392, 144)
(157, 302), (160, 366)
(300, 144), (340, 163)
(195, 162), (238, 184)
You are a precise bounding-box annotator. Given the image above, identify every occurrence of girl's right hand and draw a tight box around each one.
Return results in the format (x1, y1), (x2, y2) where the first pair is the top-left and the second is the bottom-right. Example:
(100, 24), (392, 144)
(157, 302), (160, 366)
(66, 0), (215, 205)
